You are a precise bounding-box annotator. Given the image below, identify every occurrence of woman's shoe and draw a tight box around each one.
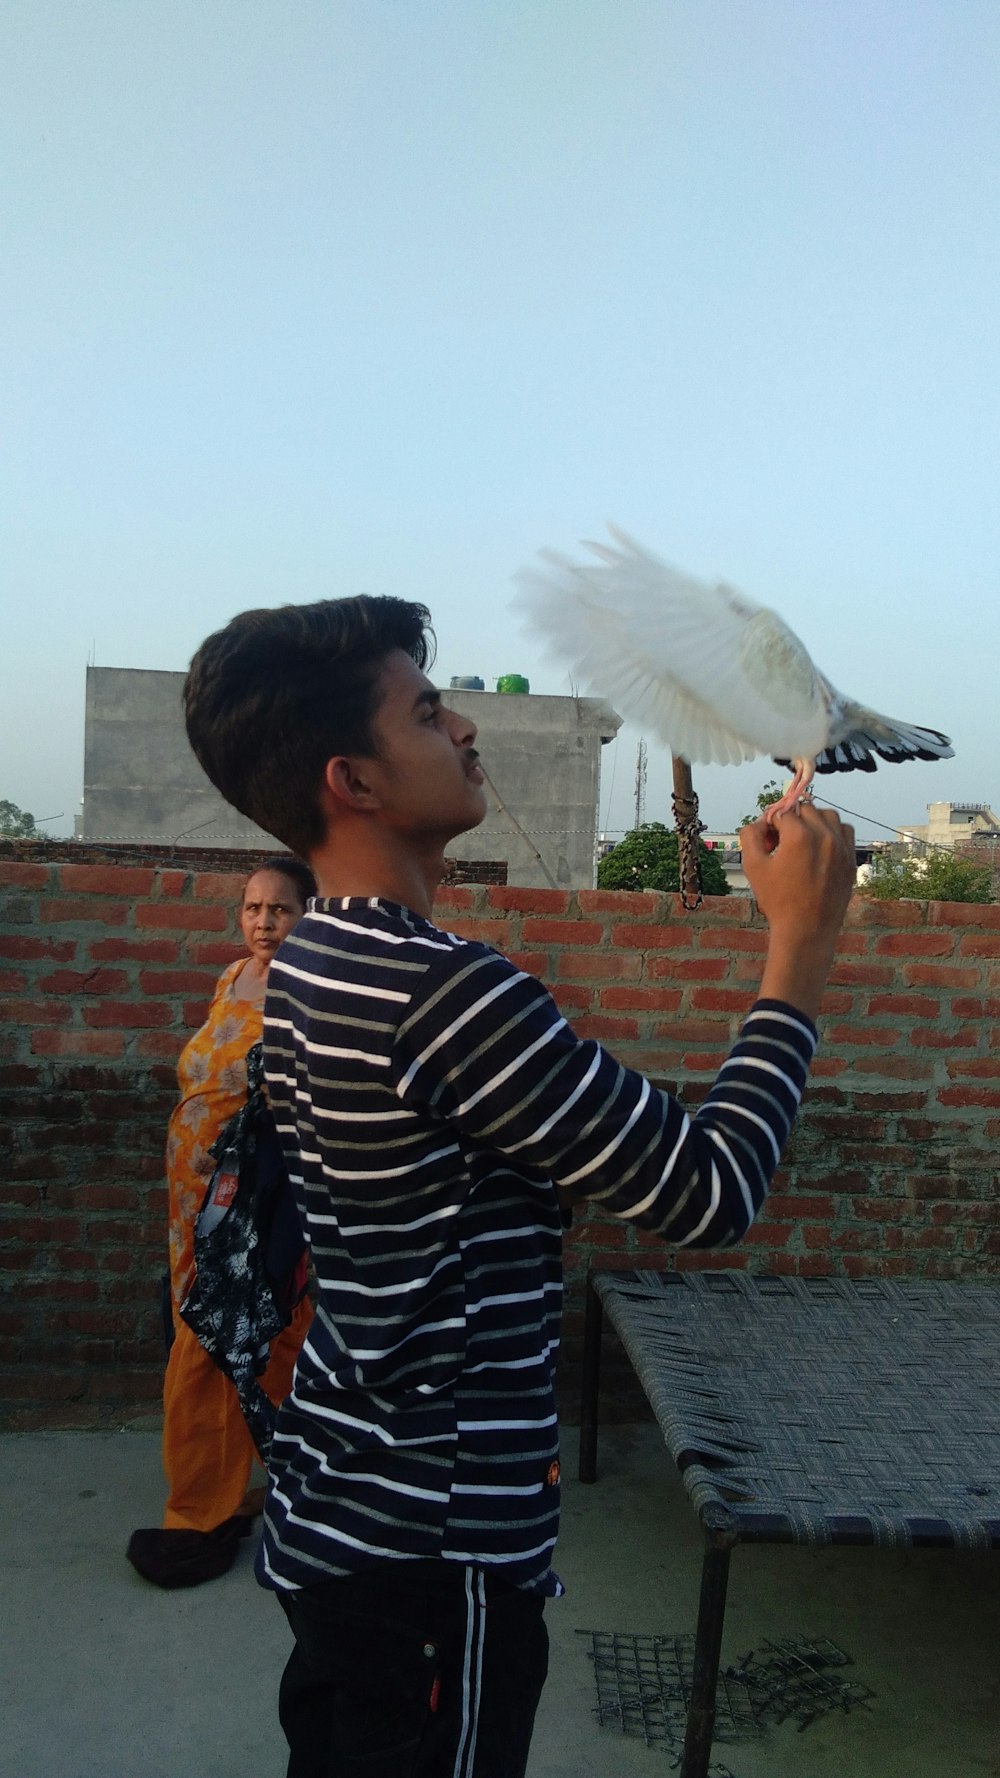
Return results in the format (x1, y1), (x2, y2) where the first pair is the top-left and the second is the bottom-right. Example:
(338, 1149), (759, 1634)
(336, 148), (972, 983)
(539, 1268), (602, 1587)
(125, 1518), (242, 1589)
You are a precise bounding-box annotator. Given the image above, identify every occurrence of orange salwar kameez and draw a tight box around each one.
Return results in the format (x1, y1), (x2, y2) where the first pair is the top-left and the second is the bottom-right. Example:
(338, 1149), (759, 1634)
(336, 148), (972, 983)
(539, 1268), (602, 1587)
(161, 958), (312, 1533)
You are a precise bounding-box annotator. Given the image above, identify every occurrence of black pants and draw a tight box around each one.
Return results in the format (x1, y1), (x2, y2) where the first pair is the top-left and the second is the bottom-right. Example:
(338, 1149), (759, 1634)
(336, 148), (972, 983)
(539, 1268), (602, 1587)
(277, 1560), (549, 1778)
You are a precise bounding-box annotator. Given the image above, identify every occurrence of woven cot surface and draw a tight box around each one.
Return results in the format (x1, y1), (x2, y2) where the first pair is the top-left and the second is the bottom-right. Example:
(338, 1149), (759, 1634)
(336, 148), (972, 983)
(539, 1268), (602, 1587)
(594, 1271), (1000, 1550)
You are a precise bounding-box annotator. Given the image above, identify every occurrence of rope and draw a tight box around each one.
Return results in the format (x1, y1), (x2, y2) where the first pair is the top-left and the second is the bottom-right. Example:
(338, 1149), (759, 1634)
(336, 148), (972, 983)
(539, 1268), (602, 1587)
(671, 781), (705, 912)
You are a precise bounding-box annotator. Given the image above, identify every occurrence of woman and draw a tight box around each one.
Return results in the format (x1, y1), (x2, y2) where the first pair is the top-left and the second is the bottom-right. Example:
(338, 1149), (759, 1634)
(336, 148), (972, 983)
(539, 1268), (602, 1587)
(127, 856), (316, 1589)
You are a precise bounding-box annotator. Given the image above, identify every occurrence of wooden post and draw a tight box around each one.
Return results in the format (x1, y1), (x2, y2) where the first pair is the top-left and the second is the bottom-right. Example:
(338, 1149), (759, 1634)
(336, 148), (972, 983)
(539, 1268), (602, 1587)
(671, 754), (704, 911)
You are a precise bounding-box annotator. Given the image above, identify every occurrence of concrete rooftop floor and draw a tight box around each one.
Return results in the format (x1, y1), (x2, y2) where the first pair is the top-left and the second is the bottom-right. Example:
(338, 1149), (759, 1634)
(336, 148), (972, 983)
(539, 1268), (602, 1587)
(1, 1422), (998, 1778)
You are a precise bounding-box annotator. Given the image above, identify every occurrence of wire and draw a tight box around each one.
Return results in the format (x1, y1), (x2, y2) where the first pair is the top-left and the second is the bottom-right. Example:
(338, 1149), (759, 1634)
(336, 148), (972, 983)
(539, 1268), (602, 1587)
(809, 792), (995, 859)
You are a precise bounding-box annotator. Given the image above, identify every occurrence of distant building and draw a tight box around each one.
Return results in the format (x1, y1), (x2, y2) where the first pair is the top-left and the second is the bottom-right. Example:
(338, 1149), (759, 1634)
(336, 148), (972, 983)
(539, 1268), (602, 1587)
(701, 834), (749, 893)
(897, 802), (1000, 851)
(81, 667), (621, 890)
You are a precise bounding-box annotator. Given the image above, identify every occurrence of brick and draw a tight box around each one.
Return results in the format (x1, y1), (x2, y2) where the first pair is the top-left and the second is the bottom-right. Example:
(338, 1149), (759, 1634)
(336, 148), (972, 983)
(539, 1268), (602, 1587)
(957, 932), (1000, 958)
(848, 1055), (934, 1080)
(188, 870), (244, 901)
(0, 1065), (47, 1100)
(846, 898), (925, 928)
(522, 919), (602, 947)
(833, 931), (869, 955)
(0, 999), (72, 1025)
(874, 932), (955, 957)
(135, 1031), (185, 1060)
(38, 968), (129, 995)
(903, 965), (980, 990)
(551, 985), (592, 1013)
(600, 986), (683, 1013)
(828, 963), (895, 987)
(577, 889), (661, 916)
(905, 1174), (958, 1199)
(764, 1194), (835, 1221)
(928, 900), (1000, 927)
(855, 1091), (926, 1111)
(444, 918), (514, 950)
(556, 951), (641, 982)
(41, 899), (128, 925)
(136, 904), (228, 932)
(30, 1030), (125, 1058)
(82, 1001), (172, 1029)
(88, 937), (180, 963)
(0, 969), (28, 993)
(867, 993), (939, 1019)
(690, 988), (756, 1013)
(187, 941), (245, 967)
(681, 1050), (727, 1072)
(434, 886), (475, 912)
(569, 1015), (640, 1042)
(487, 887), (570, 913)
(946, 1058), (1000, 1078)
(818, 990), (854, 1014)
(0, 894), (36, 924)
(698, 927), (769, 953)
(612, 922), (690, 950)
(647, 957), (729, 983)
(810, 1056), (849, 1077)
(909, 1026), (978, 1049)
(803, 1109), (891, 1140)
(0, 936), (76, 962)
(137, 968), (219, 996)
(938, 1085), (1000, 1109)
(951, 996), (1000, 1019)
(829, 1227), (882, 1253)
(0, 862), (49, 888)
(74, 1184), (144, 1210)
(745, 1221), (794, 1246)
(57, 864), (155, 895)
(687, 896), (750, 923)
(827, 1024), (901, 1048)
(652, 1019), (730, 1044)
(507, 952), (549, 978)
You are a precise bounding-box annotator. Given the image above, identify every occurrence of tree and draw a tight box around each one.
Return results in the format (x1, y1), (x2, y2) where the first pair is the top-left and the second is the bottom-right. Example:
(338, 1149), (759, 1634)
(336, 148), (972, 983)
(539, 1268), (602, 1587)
(861, 848), (993, 904)
(740, 779), (784, 828)
(0, 800), (41, 839)
(597, 822), (731, 895)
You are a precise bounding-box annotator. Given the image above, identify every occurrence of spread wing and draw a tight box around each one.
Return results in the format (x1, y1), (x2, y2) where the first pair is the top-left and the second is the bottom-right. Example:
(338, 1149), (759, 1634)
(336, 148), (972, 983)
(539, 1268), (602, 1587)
(514, 526), (833, 765)
(773, 682), (954, 775)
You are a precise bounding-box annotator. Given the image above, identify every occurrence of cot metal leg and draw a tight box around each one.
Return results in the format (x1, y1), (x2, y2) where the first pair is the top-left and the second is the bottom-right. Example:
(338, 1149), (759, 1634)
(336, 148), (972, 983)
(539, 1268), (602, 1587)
(680, 1509), (737, 1778)
(578, 1274), (603, 1483)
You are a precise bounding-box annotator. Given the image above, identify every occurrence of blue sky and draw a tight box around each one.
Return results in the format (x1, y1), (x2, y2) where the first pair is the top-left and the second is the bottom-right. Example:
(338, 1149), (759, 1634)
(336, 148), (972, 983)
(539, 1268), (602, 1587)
(3, 0), (998, 842)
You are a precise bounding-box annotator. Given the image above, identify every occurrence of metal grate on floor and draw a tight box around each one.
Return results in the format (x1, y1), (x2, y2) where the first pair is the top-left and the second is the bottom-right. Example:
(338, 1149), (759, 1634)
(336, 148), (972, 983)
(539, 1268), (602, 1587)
(578, 1630), (874, 1764)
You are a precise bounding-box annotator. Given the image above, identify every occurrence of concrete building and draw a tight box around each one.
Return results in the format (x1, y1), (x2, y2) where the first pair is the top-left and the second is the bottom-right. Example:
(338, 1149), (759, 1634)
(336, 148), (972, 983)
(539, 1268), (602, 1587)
(81, 667), (621, 890)
(897, 801), (1000, 851)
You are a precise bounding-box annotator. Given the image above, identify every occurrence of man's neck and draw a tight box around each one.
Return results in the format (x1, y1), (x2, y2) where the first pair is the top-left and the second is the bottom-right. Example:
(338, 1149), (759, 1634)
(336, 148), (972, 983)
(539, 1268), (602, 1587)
(309, 830), (448, 922)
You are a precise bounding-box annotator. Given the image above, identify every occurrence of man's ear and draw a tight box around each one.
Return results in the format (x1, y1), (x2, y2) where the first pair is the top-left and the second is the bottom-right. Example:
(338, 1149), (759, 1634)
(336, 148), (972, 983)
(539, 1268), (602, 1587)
(322, 756), (381, 814)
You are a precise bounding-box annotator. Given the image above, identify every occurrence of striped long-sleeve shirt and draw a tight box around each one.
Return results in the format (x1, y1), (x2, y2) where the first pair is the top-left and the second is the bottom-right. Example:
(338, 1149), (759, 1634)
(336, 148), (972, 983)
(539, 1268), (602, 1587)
(257, 897), (817, 1595)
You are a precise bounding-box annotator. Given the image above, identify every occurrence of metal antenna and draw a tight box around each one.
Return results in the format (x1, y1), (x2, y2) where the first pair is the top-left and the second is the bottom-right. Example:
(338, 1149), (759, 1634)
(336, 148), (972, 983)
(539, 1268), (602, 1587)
(634, 738), (647, 829)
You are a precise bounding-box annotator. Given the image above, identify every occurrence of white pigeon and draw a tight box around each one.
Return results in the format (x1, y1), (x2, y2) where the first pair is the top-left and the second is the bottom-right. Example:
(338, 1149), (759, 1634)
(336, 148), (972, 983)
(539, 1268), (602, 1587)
(514, 525), (953, 819)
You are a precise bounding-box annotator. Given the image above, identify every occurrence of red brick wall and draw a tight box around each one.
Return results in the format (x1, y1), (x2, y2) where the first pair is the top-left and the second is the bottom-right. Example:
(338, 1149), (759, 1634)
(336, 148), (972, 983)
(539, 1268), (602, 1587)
(2, 864), (999, 1428)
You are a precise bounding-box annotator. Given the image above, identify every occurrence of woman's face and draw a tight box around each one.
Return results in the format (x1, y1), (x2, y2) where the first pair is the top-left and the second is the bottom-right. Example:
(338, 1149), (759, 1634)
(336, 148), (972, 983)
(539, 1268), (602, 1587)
(239, 869), (306, 969)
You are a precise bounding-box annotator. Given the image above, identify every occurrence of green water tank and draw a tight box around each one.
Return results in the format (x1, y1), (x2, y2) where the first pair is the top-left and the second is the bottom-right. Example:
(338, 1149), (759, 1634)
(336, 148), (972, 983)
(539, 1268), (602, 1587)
(496, 673), (530, 694)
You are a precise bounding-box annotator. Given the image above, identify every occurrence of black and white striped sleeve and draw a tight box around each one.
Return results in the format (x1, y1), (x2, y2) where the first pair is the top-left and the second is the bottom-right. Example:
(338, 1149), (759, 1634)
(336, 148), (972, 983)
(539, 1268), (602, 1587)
(391, 949), (816, 1249)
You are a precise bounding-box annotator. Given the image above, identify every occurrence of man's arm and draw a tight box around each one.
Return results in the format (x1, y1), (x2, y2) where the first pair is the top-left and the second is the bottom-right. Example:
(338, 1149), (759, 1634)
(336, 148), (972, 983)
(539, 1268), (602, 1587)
(393, 806), (855, 1250)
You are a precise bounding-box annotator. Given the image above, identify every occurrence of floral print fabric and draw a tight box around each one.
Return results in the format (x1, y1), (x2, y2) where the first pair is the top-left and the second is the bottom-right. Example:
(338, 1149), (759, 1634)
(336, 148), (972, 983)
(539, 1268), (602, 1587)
(166, 959), (262, 1310)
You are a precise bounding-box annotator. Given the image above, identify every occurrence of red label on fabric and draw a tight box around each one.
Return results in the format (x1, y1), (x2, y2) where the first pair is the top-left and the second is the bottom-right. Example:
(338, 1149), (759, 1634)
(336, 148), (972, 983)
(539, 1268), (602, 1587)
(210, 1169), (239, 1210)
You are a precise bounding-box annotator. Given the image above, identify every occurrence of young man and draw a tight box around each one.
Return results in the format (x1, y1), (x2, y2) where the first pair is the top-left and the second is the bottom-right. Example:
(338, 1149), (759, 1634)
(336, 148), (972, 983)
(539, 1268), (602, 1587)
(184, 594), (856, 1778)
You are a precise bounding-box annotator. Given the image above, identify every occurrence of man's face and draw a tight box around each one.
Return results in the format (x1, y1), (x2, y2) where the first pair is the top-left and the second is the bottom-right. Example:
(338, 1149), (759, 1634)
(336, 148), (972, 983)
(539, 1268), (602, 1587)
(362, 650), (488, 840)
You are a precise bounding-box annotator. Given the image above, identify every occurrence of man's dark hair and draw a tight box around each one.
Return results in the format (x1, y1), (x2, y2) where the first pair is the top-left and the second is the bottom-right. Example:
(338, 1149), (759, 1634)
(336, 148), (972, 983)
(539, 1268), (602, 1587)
(185, 596), (432, 858)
